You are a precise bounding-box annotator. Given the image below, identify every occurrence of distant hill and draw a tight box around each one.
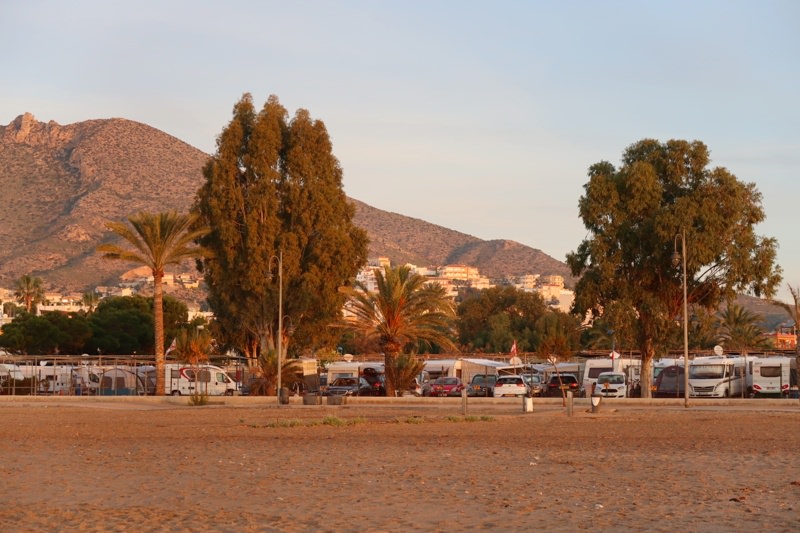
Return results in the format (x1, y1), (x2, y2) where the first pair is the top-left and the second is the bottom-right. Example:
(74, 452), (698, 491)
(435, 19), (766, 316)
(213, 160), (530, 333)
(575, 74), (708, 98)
(0, 113), (571, 294)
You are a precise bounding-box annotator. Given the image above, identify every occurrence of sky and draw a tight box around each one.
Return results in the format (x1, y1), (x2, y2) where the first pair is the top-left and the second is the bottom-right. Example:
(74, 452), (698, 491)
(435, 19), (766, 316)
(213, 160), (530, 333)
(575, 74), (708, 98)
(2, 1), (798, 303)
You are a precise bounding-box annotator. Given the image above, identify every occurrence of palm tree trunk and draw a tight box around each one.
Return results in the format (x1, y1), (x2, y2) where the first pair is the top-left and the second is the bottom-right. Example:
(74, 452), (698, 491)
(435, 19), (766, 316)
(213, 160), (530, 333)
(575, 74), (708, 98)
(384, 352), (398, 397)
(153, 272), (165, 395)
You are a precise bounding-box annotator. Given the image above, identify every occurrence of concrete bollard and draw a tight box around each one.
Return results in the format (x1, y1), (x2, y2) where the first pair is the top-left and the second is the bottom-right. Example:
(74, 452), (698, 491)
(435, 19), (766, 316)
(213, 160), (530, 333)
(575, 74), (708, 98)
(591, 394), (602, 413)
(566, 390), (574, 416)
(523, 395), (534, 413)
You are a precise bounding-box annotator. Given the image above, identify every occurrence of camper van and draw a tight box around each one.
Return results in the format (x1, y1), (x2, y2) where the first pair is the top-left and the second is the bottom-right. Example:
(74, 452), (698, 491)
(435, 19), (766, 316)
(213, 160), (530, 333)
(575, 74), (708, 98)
(582, 356), (641, 396)
(138, 364), (238, 396)
(751, 356), (795, 398)
(688, 355), (749, 398)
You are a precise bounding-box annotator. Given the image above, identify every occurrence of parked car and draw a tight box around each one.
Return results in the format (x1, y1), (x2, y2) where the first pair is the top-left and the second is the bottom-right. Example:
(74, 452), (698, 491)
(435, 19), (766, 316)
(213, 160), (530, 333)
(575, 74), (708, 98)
(544, 373), (582, 397)
(594, 371), (627, 398)
(493, 375), (530, 397)
(429, 377), (464, 397)
(324, 377), (373, 396)
(524, 373), (544, 397)
(467, 374), (496, 397)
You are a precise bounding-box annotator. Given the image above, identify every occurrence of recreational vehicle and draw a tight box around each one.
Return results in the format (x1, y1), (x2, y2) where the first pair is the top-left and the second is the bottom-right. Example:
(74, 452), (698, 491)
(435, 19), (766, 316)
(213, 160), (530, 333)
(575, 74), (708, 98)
(687, 355), (749, 398)
(138, 364), (238, 396)
(581, 356), (641, 396)
(750, 356), (796, 398)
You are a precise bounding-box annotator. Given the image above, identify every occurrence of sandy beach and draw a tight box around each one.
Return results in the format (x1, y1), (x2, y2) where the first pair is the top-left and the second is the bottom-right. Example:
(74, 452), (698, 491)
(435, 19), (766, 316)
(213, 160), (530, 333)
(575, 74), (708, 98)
(0, 398), (797, 532)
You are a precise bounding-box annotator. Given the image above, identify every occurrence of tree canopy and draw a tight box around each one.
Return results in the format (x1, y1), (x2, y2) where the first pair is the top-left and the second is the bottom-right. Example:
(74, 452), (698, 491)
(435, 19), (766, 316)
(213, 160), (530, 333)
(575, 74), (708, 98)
(194, 94), (368, 367)
(567, 139), (782, 395)
(456, 285), (549, 353)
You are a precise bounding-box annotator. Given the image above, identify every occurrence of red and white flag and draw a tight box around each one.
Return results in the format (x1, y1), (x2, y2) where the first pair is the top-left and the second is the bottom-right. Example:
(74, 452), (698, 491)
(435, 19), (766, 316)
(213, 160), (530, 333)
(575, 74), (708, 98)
(166, 337), (176, 355)
(510, 340), (518, 356)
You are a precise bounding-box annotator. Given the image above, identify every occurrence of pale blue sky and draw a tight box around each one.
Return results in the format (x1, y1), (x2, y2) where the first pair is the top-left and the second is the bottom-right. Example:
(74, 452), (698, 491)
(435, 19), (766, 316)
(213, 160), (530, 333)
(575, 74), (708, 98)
(2, 1), (797, 302)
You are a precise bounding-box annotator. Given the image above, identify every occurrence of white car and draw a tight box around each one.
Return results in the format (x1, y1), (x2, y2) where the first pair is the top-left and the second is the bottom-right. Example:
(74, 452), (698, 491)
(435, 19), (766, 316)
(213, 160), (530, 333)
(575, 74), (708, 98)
(595, 371), (627, 398)
(493, 375), (530, 397)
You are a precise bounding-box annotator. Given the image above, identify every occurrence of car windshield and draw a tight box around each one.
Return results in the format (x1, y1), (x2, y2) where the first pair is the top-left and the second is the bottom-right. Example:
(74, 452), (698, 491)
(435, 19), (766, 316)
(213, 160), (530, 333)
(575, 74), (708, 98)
(598, 374), (624, 385)
(524, 374), (541, 384)
(689, 364), (725, 379)
(496, 377), (521, 385)
(331, 378), (357, 386)
(436, 378), (459, 385)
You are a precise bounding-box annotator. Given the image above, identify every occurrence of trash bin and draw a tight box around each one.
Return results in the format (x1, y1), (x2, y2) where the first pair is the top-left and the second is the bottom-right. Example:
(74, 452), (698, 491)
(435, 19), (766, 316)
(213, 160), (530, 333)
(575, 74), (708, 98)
(279, 387), (290, 405)
(591, 394), (602, 413)
(303, 393), (320, 405)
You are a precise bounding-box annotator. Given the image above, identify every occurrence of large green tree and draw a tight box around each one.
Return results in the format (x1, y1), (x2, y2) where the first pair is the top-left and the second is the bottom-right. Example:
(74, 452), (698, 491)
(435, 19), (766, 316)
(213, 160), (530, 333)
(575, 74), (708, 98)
(456, 286), (549, 353)
(194, 94), (368, 370)
(339, 265), (457, 396)
(567, 139), (782, 396)
(97, 211), (209, 395)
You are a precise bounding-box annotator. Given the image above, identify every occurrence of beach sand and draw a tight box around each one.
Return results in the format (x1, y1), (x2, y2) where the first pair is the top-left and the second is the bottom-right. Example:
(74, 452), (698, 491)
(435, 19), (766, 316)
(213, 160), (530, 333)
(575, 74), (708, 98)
(0, 399), (797, 532)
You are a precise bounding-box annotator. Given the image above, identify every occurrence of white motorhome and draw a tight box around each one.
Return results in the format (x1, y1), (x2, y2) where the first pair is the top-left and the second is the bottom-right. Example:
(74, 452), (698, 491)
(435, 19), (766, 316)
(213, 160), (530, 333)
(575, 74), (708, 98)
(582, 356), (641, 396)
(138, 364), (238, 396)
(688, 355), (749, 398)
(18, 363), (101, 395)
(750, 356), (795, 397)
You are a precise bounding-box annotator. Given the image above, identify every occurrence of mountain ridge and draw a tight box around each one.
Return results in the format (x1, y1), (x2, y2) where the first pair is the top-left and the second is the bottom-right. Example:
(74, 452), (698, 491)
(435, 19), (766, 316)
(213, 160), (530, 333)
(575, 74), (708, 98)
(0, 113), (571, 292)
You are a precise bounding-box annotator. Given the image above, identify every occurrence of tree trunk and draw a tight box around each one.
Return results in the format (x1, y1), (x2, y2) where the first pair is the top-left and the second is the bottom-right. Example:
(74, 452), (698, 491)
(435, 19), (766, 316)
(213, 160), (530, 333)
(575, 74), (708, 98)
(153, 272), (165, 396)
(384, 352), (398, 397)
(639, 337), (655, 399)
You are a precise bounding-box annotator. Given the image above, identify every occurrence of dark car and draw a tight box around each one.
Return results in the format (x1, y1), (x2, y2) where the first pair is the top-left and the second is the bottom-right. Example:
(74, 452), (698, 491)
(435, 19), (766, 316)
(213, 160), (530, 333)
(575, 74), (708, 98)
(429, 377), (464, 397)
(324, 377), (373, 397)
(544, 373), (582, 397)
(467, 374), (496, 397)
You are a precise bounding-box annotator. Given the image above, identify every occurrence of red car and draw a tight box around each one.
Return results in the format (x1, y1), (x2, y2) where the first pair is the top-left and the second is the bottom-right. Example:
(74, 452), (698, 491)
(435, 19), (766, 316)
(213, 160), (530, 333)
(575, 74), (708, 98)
(428, 377), (464, 397)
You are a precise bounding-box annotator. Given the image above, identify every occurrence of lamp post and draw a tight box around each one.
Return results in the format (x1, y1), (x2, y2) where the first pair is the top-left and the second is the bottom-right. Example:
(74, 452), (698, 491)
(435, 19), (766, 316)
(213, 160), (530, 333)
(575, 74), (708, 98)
(269, 250), (283, 406)
(672, 230), (690, 408)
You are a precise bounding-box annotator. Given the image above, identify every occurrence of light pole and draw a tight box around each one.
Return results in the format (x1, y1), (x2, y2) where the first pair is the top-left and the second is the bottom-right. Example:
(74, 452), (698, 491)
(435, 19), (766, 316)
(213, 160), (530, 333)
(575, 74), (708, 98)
(672, 229), (690, 408)
(269, 250), (283, 406)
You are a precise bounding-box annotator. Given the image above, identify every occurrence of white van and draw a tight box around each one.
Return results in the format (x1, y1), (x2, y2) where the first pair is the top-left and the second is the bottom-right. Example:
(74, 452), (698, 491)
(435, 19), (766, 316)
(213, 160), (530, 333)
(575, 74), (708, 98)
(595, 371), (628, 398)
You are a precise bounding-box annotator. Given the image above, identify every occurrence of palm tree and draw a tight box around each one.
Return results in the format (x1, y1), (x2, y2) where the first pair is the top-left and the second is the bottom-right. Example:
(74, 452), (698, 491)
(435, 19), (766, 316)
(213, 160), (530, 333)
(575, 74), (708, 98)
(14, 274), (45, 314)
(715, 303), (769, 353)
(81, 291), (100, 314)
(97, 211), (209, 395)
(339, 265), (457, 396)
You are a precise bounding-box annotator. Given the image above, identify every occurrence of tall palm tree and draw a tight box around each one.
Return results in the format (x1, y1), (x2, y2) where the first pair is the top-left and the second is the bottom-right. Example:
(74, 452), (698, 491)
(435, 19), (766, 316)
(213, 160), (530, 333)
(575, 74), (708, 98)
(97, 211), (209, 395)
(715, 303), (769, 353)
(340, 265), (457, 396)
(14, 274), (45, 314)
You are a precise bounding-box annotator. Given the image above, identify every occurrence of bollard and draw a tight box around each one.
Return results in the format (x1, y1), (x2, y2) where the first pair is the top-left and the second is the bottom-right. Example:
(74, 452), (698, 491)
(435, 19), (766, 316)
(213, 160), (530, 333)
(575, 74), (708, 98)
(523, 395), (534, 413)
(279, 387), (290, 405)
(462, 387), (468, 416)
(566, 390), (573, 416)
(591, 394), (602, 413)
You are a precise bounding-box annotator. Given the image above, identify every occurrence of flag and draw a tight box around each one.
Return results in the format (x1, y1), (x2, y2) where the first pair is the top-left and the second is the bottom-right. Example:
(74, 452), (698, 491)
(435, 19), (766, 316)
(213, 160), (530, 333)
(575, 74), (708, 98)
(610, 350), (619, 360)
(510, 340), (518, 356)
(166, 337), (176, 355)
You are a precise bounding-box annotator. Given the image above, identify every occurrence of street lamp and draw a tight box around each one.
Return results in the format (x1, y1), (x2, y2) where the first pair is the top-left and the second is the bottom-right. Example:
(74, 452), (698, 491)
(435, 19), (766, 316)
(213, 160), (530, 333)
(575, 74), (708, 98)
(671, 229), (690, 408)
(269, 250), (283, 406)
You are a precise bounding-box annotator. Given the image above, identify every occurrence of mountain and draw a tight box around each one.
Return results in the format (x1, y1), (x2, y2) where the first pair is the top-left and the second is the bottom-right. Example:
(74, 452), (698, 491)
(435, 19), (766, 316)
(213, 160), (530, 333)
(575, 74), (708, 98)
(0, 113), (571, 293)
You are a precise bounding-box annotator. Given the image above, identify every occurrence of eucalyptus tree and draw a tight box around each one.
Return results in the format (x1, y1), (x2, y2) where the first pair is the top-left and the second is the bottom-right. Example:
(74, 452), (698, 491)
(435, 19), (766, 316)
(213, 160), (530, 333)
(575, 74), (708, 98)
(194, 94), (368, 370)
(567, 139), (781, 397)
(97, 211), (209, 395)
(339, 265), (457, 396)
(14, 274), (45, 313)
